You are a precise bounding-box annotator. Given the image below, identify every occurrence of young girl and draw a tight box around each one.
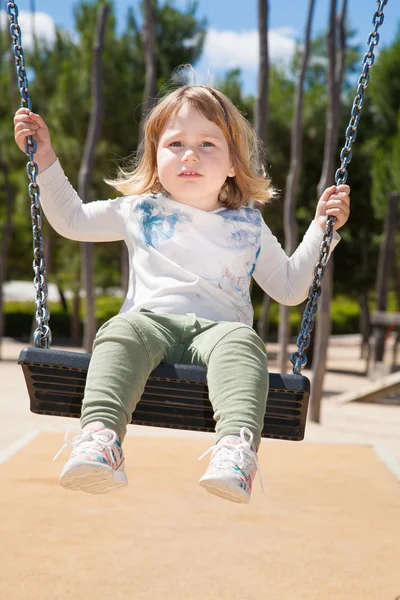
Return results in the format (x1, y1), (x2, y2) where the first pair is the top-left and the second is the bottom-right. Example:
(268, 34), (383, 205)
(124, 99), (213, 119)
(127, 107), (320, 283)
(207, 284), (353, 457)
(14, 84), (350, 504)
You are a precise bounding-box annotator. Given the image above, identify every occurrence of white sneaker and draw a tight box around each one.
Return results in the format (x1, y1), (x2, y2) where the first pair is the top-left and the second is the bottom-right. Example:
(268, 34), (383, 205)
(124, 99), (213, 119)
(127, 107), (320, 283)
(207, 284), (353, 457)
(54, 422), (127, 494)
(198, 427), (264, 504)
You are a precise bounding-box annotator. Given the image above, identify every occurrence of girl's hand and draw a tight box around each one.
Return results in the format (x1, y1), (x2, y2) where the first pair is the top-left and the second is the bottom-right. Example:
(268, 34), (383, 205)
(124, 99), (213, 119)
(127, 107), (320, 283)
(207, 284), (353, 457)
(13, 108), (56, 171)
(314, 184), (350, 233)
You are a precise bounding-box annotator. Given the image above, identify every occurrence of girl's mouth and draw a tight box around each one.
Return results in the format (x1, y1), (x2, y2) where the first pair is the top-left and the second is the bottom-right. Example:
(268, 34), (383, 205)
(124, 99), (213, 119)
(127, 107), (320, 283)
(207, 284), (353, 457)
(179, 171), (202, 177)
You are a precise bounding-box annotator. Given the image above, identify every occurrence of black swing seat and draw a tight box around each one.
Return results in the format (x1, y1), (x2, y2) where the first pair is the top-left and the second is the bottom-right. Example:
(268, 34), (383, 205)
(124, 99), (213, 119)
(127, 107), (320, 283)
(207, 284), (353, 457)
(19, 346), (310, 441)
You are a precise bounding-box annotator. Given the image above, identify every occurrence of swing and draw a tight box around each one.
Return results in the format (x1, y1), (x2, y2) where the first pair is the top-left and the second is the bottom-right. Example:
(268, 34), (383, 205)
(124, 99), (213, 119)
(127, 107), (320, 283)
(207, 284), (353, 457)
(7, 0), (388, 441)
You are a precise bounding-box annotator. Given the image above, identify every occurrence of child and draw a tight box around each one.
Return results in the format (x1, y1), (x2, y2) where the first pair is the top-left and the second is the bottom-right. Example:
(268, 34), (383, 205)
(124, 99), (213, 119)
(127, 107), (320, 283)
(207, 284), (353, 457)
(14, 84), (350, 504)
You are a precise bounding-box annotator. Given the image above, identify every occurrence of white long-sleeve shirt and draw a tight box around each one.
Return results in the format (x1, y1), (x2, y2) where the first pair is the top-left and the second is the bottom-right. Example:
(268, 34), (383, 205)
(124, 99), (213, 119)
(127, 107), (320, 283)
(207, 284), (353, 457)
(37, 159), (340, 326)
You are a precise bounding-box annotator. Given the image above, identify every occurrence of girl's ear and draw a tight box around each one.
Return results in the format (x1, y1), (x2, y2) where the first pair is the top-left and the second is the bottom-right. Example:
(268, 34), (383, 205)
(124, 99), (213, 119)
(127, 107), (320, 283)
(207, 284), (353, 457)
(228, 164), (235, 177)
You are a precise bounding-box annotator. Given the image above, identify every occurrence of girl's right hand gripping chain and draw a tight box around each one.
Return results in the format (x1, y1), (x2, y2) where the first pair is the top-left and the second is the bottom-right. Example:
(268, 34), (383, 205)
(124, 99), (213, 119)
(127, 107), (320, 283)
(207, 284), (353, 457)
(13, 108), (57, 172)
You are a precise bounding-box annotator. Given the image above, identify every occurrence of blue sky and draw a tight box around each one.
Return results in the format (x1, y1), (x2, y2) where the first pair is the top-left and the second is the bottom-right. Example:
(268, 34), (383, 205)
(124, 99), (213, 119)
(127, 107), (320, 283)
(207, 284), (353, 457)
(3, 0), (399, 94)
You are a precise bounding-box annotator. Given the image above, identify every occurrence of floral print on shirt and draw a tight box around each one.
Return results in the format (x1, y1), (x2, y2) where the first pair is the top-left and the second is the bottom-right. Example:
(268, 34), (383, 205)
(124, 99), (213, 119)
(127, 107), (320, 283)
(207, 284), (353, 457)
(136, 197), (192, 249)
(216, 208), (261, 300)
(218, 208), (261, 250)
(135, 199), (262, 305)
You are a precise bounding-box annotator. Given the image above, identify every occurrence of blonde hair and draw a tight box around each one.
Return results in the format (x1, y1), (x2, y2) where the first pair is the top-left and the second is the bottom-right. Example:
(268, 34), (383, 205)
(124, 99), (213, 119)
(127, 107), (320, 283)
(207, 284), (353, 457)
(106, 85), (276, 209)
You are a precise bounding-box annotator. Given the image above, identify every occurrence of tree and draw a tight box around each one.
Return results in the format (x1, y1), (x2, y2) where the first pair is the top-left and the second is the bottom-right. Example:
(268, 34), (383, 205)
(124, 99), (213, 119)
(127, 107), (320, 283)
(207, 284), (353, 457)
(255, 0), (269, 151)
(0, 154), (14, 360)
(124, 0), (158, 296)
(366, 29), (400, 362)
(277, 0), (316, 374)
(139, 0), (157, 143)
(0, 9), (19, 358)
(368, 28), (400, 214)
(254, 0), (271, 340)
(309, 0), (347, 423)
(78, 3), (110, 353)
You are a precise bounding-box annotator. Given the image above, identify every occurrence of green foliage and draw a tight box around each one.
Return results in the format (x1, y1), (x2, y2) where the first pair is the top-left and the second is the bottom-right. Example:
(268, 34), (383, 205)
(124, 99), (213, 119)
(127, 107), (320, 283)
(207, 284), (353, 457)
(4, 295), (122, 340)
(253, 294), (361, 339)
(215, 69), (254, 122)
(367, 27), (400, 218)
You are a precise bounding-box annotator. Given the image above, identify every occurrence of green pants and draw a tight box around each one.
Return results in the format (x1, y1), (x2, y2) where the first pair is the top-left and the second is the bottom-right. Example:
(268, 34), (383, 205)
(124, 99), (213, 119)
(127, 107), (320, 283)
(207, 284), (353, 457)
(81, 310), (269, 450)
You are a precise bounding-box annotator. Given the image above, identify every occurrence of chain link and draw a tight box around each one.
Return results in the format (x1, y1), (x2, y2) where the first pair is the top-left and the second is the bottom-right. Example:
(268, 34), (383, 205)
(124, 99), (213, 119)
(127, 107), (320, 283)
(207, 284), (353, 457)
(7, 1), (51, 348)
(290, 0), (388, 374)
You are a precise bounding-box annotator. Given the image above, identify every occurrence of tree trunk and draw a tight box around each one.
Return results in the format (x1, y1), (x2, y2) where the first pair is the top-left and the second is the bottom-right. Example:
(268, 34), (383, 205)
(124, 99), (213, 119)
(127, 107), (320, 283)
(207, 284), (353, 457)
(256, 294), (271, 341)
(359, 226), (370, 360)
(309, 0), (347, 423)
(0, 22), (16, 359)
(78, 4), (109, 353)
(139, 0), (157, 145)
(71, 290), (81, 347)
(57, 285), (68, 313)
(254, 0), (270, 339)
(127, 0), (157, 296)
(255, 0), (269, 151)
(392, 252), (400, 372)
(394, 246), (400, 313)
(278, 0), (316, 374)
(373, 191), (398, 361)
(359, 291), (370, 364)
(392, 252), (400, 370)
(8, 39), (19, 114)
(0, 161), (14, 360)
(121, 244), (129, 297)
(126, 0), (156, 295)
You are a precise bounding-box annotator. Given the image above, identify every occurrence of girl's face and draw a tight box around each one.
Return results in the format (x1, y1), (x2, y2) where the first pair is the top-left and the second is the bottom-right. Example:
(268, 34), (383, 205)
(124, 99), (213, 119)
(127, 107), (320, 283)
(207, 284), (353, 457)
(156, 103), (235, 211)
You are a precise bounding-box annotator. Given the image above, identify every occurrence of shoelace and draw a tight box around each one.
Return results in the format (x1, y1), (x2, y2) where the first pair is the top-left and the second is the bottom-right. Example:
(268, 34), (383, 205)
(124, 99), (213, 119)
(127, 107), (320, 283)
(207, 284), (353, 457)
(53, 427), (118, 466)
(198, 427), (264, 493)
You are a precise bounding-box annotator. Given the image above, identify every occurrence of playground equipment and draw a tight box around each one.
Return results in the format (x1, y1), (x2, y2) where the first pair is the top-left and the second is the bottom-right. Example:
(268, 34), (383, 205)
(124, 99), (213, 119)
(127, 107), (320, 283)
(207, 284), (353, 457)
(6, 0), (389, 440)
(332, 369), (400, 405)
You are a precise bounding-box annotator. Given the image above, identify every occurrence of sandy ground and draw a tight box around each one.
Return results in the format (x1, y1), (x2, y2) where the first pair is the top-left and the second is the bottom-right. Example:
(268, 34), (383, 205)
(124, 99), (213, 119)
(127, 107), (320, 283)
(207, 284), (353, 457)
(1, 435), (399, 600)
(0, 334), (399, 600)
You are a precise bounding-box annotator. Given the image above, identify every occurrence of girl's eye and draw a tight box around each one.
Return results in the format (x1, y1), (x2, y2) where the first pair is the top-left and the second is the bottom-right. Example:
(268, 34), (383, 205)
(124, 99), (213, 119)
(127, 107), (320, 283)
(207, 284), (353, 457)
(169, 141), (215, 148)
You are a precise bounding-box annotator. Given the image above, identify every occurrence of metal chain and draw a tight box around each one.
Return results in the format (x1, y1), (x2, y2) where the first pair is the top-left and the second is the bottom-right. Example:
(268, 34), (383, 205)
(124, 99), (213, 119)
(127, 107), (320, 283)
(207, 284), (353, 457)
(7, 1), (51, 348)
(290, 0), (388, 374)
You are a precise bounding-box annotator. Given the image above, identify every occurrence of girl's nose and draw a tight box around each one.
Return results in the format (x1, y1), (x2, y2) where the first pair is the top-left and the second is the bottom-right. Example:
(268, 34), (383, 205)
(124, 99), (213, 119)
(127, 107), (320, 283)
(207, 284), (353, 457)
(182, 148), (199, 162)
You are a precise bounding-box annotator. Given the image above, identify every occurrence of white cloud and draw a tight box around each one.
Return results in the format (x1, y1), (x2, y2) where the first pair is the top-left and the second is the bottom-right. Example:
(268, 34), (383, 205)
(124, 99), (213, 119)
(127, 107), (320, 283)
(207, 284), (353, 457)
(0, 10), (56, 49)
(203, 27), (298, 72)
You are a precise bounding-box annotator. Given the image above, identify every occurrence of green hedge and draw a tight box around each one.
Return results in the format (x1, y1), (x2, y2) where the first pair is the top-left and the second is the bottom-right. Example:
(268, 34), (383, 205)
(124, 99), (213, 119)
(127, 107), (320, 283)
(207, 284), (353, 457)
(253, 294), (361, 337)
(4, 294), (365, 342)
(4, 297), (123, 342)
